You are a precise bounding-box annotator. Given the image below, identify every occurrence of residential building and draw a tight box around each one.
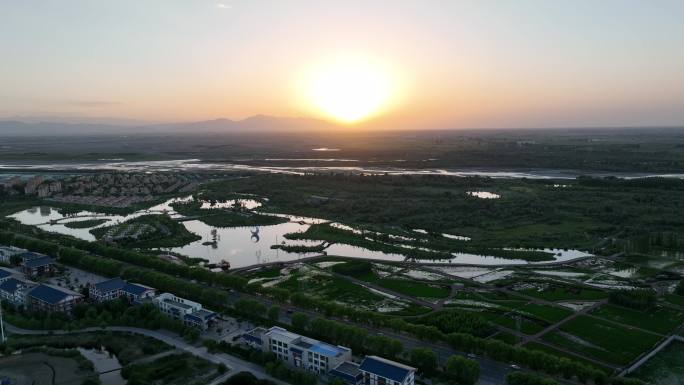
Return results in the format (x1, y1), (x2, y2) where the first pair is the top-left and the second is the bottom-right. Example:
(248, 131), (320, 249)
(89, 277), (156, 303)
(152, 292), (217, 330)
(20, 253), (56, 277)
(0, 246), (26, 264)
(26, 284), (83, 313)
(24, 176), (44, 194)
(243, 326), (353, 375)
(0, 277), (36, 306)
(358, 356), (416, 385)
(37, 184), (51, 198)
(49, 181), (62, 193)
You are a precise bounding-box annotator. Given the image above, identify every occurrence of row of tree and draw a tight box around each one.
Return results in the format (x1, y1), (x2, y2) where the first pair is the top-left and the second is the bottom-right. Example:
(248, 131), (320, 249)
(608, 289), (657, 310)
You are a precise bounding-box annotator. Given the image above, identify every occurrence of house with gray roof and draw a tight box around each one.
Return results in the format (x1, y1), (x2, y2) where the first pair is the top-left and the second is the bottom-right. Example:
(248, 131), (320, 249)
(243, 326), (353, 375)
(152, 292), (217, 330)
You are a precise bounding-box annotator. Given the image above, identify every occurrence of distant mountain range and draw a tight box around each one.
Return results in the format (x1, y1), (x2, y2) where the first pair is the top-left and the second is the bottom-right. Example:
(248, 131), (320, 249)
(0, 115), (339, 136)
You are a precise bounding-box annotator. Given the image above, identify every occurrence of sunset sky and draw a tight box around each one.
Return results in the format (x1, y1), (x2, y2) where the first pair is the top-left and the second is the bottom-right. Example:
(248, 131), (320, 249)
(2, 0), (684, 129)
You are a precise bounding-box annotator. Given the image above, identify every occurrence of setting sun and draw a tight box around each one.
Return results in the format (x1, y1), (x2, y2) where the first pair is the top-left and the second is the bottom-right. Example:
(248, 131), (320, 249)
(307, 56), (395, 123)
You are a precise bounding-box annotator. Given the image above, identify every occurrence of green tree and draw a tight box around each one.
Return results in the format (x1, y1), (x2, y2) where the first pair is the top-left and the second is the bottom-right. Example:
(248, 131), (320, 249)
(409, 347), (437, 375)
(291, 312), (309, 332)
(446, 355), (480, 385)
(267, 305), (280, 321)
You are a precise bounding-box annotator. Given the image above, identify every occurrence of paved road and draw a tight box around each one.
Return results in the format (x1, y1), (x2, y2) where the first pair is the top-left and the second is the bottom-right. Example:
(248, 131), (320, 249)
(5, 323), (288, 385)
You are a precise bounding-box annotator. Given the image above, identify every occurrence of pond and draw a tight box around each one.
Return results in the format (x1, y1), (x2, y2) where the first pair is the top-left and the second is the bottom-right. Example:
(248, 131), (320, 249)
(7, 199), (593, 270)
(78, 347), (125, 385)
(467, 191), (501, 199)
(201, 199), (261, 210)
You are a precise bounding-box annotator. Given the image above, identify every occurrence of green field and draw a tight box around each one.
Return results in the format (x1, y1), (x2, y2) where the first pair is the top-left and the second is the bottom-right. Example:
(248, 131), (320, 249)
(375, 278), (451, 298)
(630, 341), (684, 385)
(331, 261), (451, 298)
(278, 273), (384, 305)
(591, 304), (684, 335)
(490, 331), (519, 345)
(523, 342), (615, 374)
(517, 303), (574, 324)
(518, 285), (607, 301)
(481, 311), (546, 335)
(542, 315), (663, 366)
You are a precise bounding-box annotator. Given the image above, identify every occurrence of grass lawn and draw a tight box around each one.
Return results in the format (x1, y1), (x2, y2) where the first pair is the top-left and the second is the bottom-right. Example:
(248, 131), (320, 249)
(332, 261), (451, 298)
(542, 315), (663, 366)
(518, 303), (574, 324)
(277, 273), (385, 307)
(478, 290), (528, 301)
(523, 342), (615, 374)
(376, 278), (451, 298)
(388, 303), (433, 317)
(520, 285), (607, 301)
(591, 304), (684, 335)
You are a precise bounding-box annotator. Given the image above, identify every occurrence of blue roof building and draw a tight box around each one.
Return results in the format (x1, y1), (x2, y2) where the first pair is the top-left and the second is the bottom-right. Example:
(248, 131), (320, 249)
(358, 356), (416, 385)
(27, 284), (83, 313)
(330, 361), (363, 385)
(20, 254), (56, 277)
(0, 277), (36, 306)
(89, 277), (156, 303)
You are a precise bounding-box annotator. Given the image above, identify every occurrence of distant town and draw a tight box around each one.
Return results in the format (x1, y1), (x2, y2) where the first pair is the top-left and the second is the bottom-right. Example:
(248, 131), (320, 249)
(2, 173), (199, 208)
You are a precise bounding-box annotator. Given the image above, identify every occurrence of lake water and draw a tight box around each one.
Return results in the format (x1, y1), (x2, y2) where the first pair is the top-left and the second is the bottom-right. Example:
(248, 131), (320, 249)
(7, 196), (193, 242)
(3, 158), (684, 179)
(7, 198), (593, 269)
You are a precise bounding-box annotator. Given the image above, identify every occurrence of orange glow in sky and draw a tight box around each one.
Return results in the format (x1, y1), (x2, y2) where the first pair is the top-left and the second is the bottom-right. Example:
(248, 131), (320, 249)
(1, 1), (684, 129)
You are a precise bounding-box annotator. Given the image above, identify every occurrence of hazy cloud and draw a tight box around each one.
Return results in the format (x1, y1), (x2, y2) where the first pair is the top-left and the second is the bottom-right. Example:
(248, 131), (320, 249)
(216, 3), (230, 9)
(67, 100), (122, 108)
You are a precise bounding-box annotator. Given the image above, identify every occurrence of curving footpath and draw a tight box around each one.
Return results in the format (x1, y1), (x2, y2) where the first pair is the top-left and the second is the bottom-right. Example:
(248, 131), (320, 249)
(4, 323), (288, 385)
